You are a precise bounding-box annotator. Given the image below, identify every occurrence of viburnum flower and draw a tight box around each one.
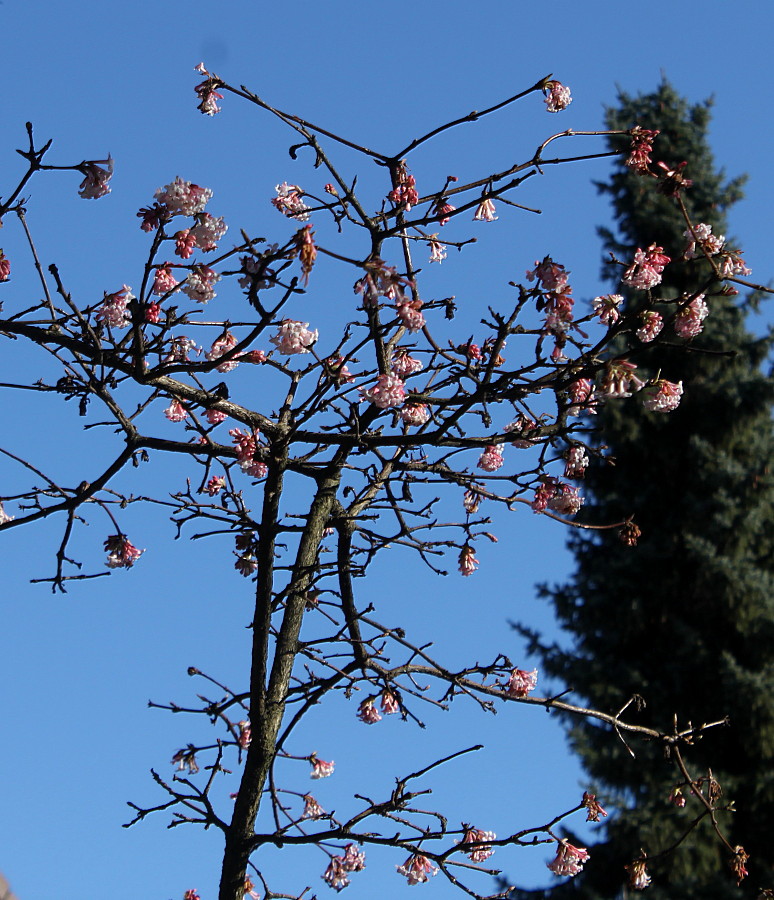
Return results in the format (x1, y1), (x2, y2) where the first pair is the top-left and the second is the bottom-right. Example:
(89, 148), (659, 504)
(147, 299), (162, 322)
(194, 63), (224, 116)
(137, 202), (169, 232)
(239, 250), (278, 291)
(601, 360), (645, 398)
(270, 319), (318, 355)
(642, 378), (683, 413)
(243, 877), (260, 900)
(230, 428), (258, 464)
(207, 332), (240, 373)
(625, 857), (652, 890)
(183, 891), (201, 900)
(502, 667), (538, 698)
(684, 222), (725, 259)
(592, 293), (623, 326)
(174, 229), (197, 259)
(0, 250), (11, 281)
(656, 159), (693, 196)
(396, 854), (438, 885)
(97, 284), (134, 329)
(473, 198), (497, 221)
(380, 688), (400, 714)
(459, 826), (497, 862)
(354, 257), (413, 306)
(272, 182), (310, 221)
(478, 445), (504, 472)
(626, 126), (659, 174)
(433, 198), (456, 225)
(164, 399), (188, 422)
(172, 746), (199, 774)
(458, 545), (479, 577)
(357, 698), (382, 724)
(388, 160), (419, 210)
(463, 487), (483, 513)
(104, 534), (144, 569)
(152, 264), (180, 296)
(567, 378), (597, 416)
(302, 793), (325, 820)
(205, 408), (227, 426)
(237, 720), (251, 749)
(547, 841), (590, 877)
(674, 295), (709, 339)
(361, 373), (406, 409)
(342, 844), (366, 873)
(637, 310), (664, 343)
(391, 348), (423, 378)
(582, 791), (608, 822)
(235, 552), (259, 577)
(564, 446), (589, 479)
(0, 501), (15, 524)
(189, 212), (228, 252)
(396, 298), (426, 332)
(532, 480), (558, 513)
(182, 265), (220, 303)
(401, 404), (430, 427)
(78, 157), (114, 199)
(719, 250), (751, 278)
(623, 244), (671, 291)
(310, 756), (335, 779)
(505, 414), (539, 448)
(164, 335), (199, 363)
(527, 256), (569, 292)
(543, 80), (572, 112)
(547, 483), (584, 516)
(323, 355), (355, 384)
(155, 176), (213, 217)
(427, 236), (447, 263)
(322, 856), (350, 892)
(203, 475), (226, 496)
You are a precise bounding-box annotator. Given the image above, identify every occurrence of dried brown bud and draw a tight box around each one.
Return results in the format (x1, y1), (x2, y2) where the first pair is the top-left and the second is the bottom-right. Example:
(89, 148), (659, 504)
(619, 519), (642, 547)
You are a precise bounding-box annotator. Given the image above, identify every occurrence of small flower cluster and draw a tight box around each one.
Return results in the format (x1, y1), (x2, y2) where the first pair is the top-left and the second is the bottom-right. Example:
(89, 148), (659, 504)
(623, 244), (671, 291)
(388, 160), (419, 210)
(104, 534), (143, 569)
(473, 198), (497, 222)
(683, 222), (725, 259)
(459, 826), (496, 862)
(310, 755), (335, 779)
(272, 182), (310, 221)
(636, 310), (664, 343)
(155, 176), (213, 217)
(401, 403), (430, 427)
(97, 284), (135, 329)
(543, 80), (572, 112)
(581, 791), (607, 822)
(172, 746), (199, 774)
(601, 360), (644, 398)
(234, 533), (258, 577)
(502, 667), (538, 698)
(322, 844), (366, 892)
(78, 157), (114, 199)
(0, 250), (10, 282)
(361, 373), (406, 409)
(625, 857), (652, 890)
(592, 293), (623, 326)
(567, 378), (597, 416)
(207, 332), (240, 373)
(396, 854), (438, 885)
(674, 295), (709, 339)
(642, 379), (683, 413)
(0, 501), (14, 524)
(194, 62), (224, 116)
(547, 841), (589, 877)
(564, 446), (589, 479)
(626, 126), (659, 174)
(270, 319), (318, 355)
(182, 265), (220, 303)
(354, 257), (414, 307)
(458, 544), (479, 577)
(230, 428), (267, 478)
(505, 414), (540, 447)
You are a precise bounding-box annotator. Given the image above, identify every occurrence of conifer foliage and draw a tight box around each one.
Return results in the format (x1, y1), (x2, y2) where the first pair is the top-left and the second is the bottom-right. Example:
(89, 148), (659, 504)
(521, 82), (774, 899)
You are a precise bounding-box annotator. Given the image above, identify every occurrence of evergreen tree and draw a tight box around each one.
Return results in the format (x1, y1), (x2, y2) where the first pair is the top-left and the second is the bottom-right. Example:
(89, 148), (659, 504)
(519, 82), (774, 900)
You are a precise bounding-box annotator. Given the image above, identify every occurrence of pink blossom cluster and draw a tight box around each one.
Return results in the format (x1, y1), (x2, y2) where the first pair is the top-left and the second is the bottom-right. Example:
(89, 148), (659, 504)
(674, 295), (709, 339)
(625, 858), (652, 890)
(391, 349), (423, 378)
(567, 378), (597, 416)
(460, 826), (497, 862)
(719, 250), (751, 278)
(164, 399), (188, 422)
(194, 63), (224, 116)
(234, 533), (259, 577)
(152, 264), (180, 296)
(0, 501), (14, 524)
(473, 198), (497, 222)
(642, 379), (683, 413)
(637, 310), (664, 343)
(310, 756), (335, 779)
(357, 698), (382, 724)
(78, 157), (114, 199)
(324, 356), (355, 384)
(582, 791), (608, 822)
(463, 488), (482, 513)
(532, 479), (583, 515)
(165, 335), (199, 363)
(302, 793), (325, 820)
(427, 236), (447, 263)
(547, 841), (589, 877)
(0, 250), (10, 282)
(458, 544), (479, 577)
(401, 404), (430, 427)
(527, 257), (569, 292)
(238, 250), (278, 291)
(97, 285), (135, 329)
(601, 360), (645, 398)
(396, 298), (426, 332)
(396, 854), (438, 885)
(433, 197), (456, 225)
(270, 319), (318, 355)
(503, 667), (538, 698)
(564, 446), (589, 479)
(184, 890), (201, 900)
(207, 332), (240, 373)
(543, 80), (572, 112)
(626, 126), (659, 174)
(622, 244), (671, 291)
(388, 161), (419, 210)
(272, 182), (310, 221)
(684, 222), (725, 259)
(182, 265), (220, 303)
(155, 177), (213, 217)
(322, 844), (366, 892)
(185, 212), (228, 254)
(230, 428), (268, 478)
(478, 445), (504, 472)
(104, 534), (144, 569)
(592, 293), (623, 326)
(237, 720), (251, 749)
(361, 373), (406, 409)
(203, 476), (226, 496)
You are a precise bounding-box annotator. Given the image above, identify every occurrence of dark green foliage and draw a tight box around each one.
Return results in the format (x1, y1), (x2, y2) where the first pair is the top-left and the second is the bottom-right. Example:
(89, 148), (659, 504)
(518, 82), (774, 900)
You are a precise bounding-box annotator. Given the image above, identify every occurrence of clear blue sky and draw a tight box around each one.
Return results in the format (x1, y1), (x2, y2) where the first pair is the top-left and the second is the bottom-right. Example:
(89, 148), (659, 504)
(1, 2), (772, 899)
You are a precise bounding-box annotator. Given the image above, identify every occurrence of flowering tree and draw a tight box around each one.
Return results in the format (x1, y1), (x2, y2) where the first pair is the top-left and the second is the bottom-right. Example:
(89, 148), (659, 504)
(0, 71), (768, 900)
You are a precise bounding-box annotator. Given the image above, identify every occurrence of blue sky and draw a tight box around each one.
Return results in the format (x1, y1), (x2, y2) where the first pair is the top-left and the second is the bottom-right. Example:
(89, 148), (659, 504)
(1, 2), (772, 899)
